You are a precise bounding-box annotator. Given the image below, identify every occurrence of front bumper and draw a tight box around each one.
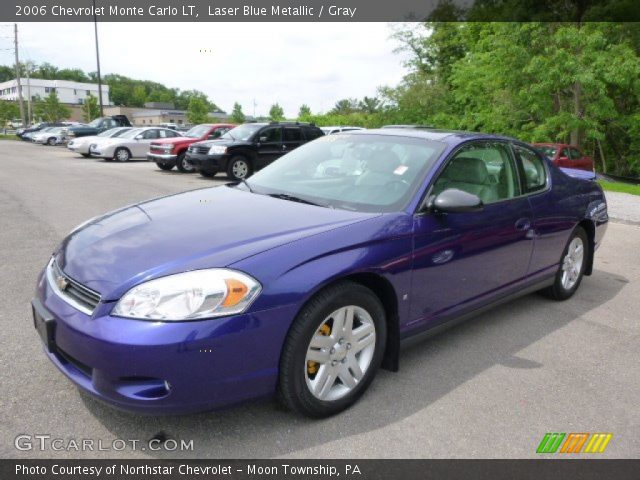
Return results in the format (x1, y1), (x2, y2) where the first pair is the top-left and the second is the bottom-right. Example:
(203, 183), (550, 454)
(148, 152), (178, 166)
(33, 266), (296, 414)
(185, 152), (228, 173)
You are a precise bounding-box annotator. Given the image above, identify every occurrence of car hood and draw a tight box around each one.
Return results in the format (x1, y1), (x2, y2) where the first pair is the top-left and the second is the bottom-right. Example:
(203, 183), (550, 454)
(57, 186), (376, 301)
(152, 137), (195, 145)
(192, 139), (238, 148)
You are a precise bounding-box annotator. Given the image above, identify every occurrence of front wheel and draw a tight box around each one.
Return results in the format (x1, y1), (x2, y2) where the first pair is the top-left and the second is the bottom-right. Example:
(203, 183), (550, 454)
(279, 282), (386, 418)
(114, 148), (131, 162)
(47, 137), (56, 146)
(226, 156), (252, 181)
(176, 153), (195, 173)
(156, 162), (173, 171)
(81, 153), (91, 158)
(542, 226), (589, 300)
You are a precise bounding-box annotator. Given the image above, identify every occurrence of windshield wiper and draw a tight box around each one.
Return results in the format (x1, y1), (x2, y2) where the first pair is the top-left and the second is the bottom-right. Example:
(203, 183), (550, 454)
(236, 179), (254, 192)
(267, 193), (325, 207)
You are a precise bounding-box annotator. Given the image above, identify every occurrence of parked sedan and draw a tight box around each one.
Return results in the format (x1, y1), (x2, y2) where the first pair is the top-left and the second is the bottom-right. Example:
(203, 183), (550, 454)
(534, 143), (595, 172)
(67, 127), (133, 158)
(33, 128), (607, 417)
(32, 127), (68, 146)
(89, 127), (182, 162)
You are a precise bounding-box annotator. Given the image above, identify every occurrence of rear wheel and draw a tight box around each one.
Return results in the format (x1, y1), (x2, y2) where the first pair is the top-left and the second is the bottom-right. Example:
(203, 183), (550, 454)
(279, 282), (386, 418)
(542, 226), (588, 300)
(114, 148), (131, 162)
(176, 153), (195, 173)
(227, 156), (252, 181)
(47, 137), (56, 146)
(80, 153), (91, 158)
(156, 162), (173, 171)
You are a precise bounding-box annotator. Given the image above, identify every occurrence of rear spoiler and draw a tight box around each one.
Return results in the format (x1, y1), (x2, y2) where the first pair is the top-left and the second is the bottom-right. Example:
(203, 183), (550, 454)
(560, 167), (596, 181)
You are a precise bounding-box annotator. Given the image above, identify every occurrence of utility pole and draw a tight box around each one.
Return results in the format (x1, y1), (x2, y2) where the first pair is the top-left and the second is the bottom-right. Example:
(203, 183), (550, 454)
(25, 61), (32, 124)
(253, 99), (257, 119)
(93, 0), (104, 116)
(13, 24), (25, 127)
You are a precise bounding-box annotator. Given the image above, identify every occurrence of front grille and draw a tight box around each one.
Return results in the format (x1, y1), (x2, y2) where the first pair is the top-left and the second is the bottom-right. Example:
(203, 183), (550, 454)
(48, 259), (101, 315)
(189, 145), (209, 155)
(57, 347), (93, 378)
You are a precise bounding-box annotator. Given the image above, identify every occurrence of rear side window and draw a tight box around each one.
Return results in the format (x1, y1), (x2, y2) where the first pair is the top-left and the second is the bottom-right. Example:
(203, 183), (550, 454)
(303, 127), (323, 140)
(283, 128), (302, 142)
(513, 144), (547, 193)
(568, 147), (582, 160)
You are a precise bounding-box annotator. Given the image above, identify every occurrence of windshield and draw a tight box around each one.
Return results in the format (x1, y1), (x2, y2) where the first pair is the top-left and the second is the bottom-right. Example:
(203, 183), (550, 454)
(98, 127), (126, 137)
(246, 134), (446, 213)
(221, 124), (261, 141)
(536, 146), (558, 158)
(87, 118), (103, 128)
(118, 128), (142, 139)
(184, 125), (211, 138)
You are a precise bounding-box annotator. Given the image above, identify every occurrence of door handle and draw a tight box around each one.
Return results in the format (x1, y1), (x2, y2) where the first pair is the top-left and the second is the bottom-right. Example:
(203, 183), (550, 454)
(282, 144), (287, 150)
(515, 218), (531, 231)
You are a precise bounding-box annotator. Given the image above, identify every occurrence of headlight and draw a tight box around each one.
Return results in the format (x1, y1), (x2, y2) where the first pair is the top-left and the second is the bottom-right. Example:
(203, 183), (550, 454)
(112, 269), (261, 321)
(208, 145), (227, 155)
(161, 144), (174, 151)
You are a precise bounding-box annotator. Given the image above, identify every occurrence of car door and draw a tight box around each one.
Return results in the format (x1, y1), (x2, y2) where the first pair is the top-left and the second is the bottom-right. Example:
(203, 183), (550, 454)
(282, 127), (303, 154)
(254, 126), (283, 168)
(409, 140), (534, 329)
(136, 129), (159, 157)
(556, 147), (571, 168)
(513, 143), (570, 275)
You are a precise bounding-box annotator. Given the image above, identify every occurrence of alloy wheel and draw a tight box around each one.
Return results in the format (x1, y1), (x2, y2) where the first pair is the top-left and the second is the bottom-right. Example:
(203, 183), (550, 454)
(561, 237), (584, 290)
(304, 305), (376, 401)
(232, 160), (249, 179)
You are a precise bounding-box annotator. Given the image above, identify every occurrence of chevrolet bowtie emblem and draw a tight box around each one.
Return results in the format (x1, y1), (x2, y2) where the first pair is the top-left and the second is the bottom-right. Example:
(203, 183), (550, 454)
(56, 275), (69, 291)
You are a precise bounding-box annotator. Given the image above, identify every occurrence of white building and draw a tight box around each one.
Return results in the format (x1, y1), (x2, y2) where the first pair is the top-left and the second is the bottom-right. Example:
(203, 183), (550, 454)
(0, 78), (109, 105)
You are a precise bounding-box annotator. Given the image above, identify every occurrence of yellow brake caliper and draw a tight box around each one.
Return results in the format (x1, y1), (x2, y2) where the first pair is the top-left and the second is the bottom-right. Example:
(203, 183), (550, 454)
(307, 323), (331, 375)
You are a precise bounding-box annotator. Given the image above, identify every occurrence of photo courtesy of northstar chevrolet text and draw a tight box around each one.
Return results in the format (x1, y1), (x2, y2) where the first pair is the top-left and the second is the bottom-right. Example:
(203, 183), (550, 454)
(1, 0), (639, 478)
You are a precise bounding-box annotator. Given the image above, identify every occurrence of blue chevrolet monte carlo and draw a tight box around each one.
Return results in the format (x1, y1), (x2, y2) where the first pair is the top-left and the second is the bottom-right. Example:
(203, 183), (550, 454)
(33, 128), (608, 417)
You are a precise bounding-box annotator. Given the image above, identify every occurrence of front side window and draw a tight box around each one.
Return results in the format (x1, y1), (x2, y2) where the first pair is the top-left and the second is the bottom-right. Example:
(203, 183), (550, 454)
(432, 141), (520, 204)
(513, 144), (547, 192)
(143, 129), (159, 140)
(258, 127), (282, 143)
(568, 147), (582, 160)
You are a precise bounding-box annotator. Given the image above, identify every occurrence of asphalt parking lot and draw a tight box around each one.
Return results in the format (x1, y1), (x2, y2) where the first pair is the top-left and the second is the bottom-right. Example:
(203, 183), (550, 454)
(1, 140), (638, 459)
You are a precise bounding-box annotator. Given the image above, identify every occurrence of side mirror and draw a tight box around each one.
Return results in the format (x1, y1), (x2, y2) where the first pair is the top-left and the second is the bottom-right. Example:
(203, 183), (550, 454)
(259, 136), (268, 143)
(431, 188), (483, 213)
(135, 134), (143, 140)
(558, 156), (569, 162)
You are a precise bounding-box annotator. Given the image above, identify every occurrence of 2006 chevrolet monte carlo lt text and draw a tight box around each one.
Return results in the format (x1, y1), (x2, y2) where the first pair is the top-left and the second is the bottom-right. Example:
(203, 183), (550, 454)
(32, 128), (608, 418)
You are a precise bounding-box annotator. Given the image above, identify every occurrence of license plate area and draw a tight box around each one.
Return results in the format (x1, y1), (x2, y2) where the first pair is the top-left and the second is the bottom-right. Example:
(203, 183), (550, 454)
(32, 299), (56, 353)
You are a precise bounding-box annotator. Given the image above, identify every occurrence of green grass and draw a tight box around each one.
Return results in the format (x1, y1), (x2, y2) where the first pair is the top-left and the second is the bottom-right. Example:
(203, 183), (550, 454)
(598, 180), (640, 196)
(0, 134), (18, 140)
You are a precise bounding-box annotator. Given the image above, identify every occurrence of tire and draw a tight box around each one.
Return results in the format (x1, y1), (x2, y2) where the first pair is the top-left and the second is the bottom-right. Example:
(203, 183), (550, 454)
(175, 153), (195, 173)
(81, 153), (91, 158)
(226, 155), (252, 181)
(541, 226), (589, 301)
(199, 169), (216, 178)
(114, 147), (131, 162)
(279, 281), (387, 418)
(156, 162), (173, 171)
(47, 137), (56, 146)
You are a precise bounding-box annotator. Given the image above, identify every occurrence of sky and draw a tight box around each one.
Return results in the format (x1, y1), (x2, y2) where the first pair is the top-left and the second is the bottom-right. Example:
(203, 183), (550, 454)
(2, 22), (409, 117)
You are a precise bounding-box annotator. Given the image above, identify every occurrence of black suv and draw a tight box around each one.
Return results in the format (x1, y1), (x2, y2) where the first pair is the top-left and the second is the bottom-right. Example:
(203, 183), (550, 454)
(185, 122), (324, 180)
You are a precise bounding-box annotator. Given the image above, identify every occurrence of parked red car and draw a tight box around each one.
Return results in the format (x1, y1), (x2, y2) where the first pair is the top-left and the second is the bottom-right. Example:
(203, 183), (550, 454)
(533, 143), (594, 172)
(148, 123), (235, 172)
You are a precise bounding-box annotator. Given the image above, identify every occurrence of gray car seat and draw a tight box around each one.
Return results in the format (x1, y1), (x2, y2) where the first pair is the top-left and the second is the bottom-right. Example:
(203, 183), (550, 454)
(435, 157), (499, 204)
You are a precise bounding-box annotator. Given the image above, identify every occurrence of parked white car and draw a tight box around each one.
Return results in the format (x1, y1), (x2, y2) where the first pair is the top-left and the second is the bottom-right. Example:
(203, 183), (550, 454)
(89, 127), (183, 162)
(320, 126), (365, 135)
(32, 127), (68, 145)
(67, 127), (133, 158)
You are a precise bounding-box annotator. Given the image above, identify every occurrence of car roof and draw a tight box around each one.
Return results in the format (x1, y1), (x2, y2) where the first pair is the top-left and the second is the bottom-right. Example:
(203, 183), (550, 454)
(347, 127), (517, 144)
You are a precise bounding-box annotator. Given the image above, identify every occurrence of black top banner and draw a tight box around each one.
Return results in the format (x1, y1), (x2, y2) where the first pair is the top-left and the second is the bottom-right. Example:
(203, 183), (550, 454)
(5, 0), (640, 22)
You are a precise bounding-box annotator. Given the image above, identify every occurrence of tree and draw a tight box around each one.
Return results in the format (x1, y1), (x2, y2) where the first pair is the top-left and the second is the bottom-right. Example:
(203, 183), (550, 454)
(0, 100), (19, 127)
(298, 104), (312, 120)
(330, 98), (359, 115)
(82, 94), (100, 122)
(230, 102), (246, 123)
(358, 96), (383, 114)
(269, 103), (285, 121)
(33, 91), (70, 122)
(186, 96), (210, 124)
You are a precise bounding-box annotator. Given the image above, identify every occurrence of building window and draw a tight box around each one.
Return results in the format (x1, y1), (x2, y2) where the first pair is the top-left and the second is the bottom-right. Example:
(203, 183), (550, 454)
(86, 90), (90, 96)
(74, 89), (77, 95)
(45, 87), (56, 94)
